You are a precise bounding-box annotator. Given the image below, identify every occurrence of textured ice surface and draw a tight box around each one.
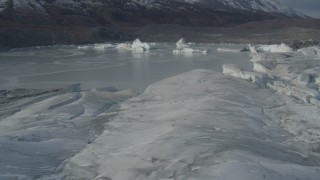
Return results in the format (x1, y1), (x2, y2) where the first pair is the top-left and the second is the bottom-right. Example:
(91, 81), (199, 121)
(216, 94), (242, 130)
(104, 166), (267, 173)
(224, 45), (320, 146)
(250, 43), (293, 53)
(63, 69), (320, 180)
(298, 46), (320, 60)
(0, 85), (136, 179)
(2, 43), (320, 180)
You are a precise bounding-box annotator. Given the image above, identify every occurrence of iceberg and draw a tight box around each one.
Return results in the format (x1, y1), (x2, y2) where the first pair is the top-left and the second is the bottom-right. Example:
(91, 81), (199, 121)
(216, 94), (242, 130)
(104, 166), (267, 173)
(173, 38), (207, 55)
(131, 39), (151, 52)
(116, 39), (152, 52)
(176, 38), (190, 49)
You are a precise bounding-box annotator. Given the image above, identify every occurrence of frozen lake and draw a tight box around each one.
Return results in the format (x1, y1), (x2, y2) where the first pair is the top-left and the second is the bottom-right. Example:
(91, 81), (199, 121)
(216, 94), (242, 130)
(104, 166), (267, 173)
(0, 43), (252, 91)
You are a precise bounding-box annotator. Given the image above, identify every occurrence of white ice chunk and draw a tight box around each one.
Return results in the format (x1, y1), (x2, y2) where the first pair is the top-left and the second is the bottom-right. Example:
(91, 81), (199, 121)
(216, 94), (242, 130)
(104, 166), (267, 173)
(78, 43), (115, 51)
(78, 45), (93, 50)
(217, 48), (241, 52)
(173, 38), (207, 54)
(173, 48), (207, 54)
(248, 44), (258, 53)
(131, 39), (150, 52)
(176, 38), (190, 49)
(223, 64), (269, 86)
(116, 39), (151, 52)
(257, 43), (293, 53)
(93, 43), (115, 51)
(116, 42), (132, 50)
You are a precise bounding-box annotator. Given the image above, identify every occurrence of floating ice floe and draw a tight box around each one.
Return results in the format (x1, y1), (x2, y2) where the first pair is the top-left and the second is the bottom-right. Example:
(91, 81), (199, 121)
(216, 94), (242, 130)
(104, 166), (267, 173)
(77, 45), (93, 50)
(173, 38), (207, 54)
(217, 48), (242, 52)
(116, 42), (132, 50)
(78, 43), (115, 51)
(173, 47), (208, 54)
(93, 43), (115, 51)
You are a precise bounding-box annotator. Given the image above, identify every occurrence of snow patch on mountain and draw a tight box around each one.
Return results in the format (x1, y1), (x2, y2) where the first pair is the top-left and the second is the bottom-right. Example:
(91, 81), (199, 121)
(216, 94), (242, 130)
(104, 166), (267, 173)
(0, 0), (307, 18)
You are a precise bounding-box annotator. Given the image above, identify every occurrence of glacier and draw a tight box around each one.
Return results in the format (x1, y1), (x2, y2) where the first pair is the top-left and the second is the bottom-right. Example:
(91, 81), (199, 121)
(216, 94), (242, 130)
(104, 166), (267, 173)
(60, 45), (320, 180)
(63, 68), (320, 180)
(1, 42), (320, 180)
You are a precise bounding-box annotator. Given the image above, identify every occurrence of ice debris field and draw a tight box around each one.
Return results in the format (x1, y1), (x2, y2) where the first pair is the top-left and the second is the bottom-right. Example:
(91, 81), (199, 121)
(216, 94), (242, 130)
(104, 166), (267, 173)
(1, 39), (320, 180)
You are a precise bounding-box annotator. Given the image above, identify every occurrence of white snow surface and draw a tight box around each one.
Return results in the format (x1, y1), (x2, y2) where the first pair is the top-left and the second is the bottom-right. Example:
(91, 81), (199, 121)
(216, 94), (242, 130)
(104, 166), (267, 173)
(63, 68), (320, 180)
